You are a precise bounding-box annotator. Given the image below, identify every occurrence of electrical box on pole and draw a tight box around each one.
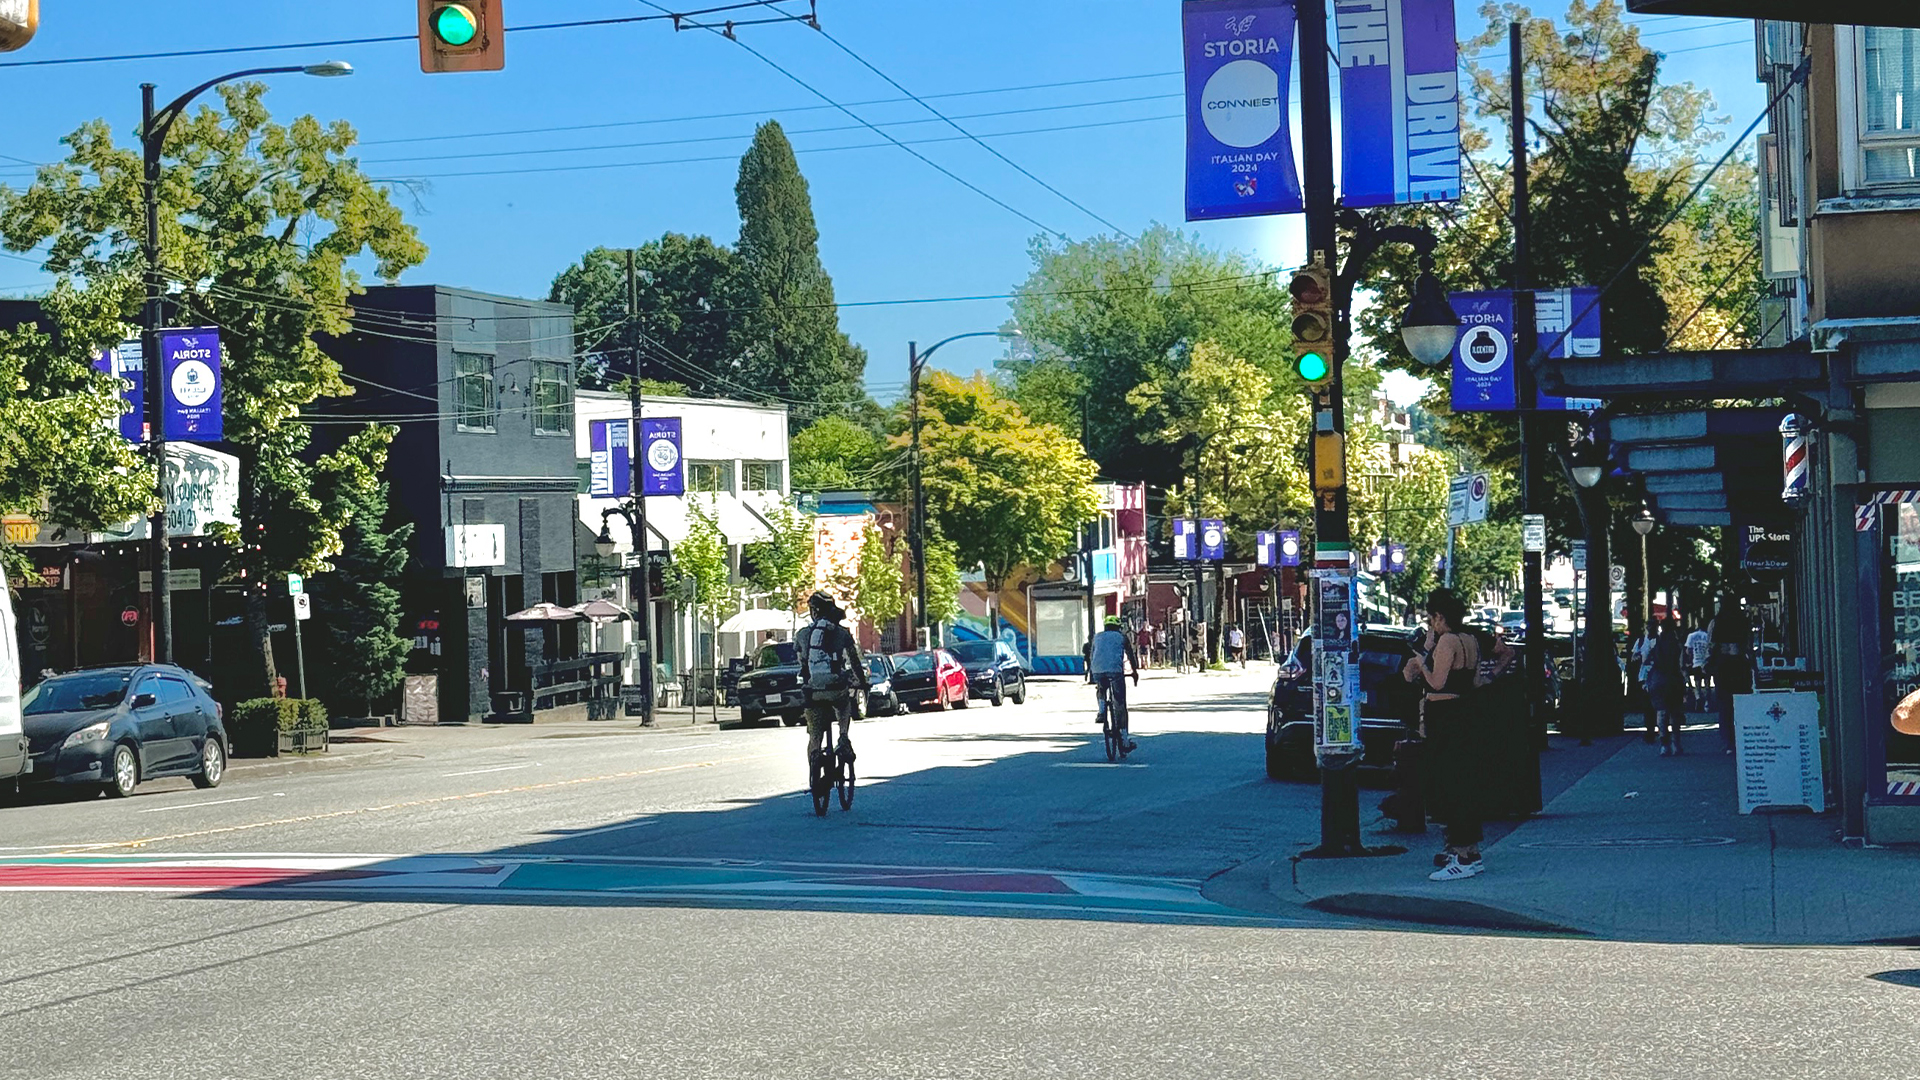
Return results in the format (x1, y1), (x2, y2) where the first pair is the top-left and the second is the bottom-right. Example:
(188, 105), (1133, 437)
(418, 0), (505, 73)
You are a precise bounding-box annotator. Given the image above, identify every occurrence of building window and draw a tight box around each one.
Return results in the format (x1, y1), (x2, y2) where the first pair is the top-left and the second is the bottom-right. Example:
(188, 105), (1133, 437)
(687, 460), (735, 493)
(743, 460), (783, 491)
(1859, 27), (1920, 186)
(532, 359), (571, 435)
(454, 352), (495, 431)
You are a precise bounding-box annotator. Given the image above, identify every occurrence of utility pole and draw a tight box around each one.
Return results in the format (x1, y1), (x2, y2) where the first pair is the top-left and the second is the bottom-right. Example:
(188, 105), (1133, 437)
(1191, 444), (1206, 666)
(1512, 22), (1548, 755)
(626, 250), (655, 725)
(141, 82), (172, 665)
(909, 343), (929, 649)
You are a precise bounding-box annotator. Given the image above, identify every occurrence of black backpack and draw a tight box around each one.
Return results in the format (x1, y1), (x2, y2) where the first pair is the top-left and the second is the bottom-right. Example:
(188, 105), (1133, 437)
(800, 619), (851, 701)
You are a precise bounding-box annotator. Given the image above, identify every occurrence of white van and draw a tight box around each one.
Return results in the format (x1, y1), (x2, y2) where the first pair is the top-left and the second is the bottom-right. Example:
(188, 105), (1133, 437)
(0, 563), (26, 785)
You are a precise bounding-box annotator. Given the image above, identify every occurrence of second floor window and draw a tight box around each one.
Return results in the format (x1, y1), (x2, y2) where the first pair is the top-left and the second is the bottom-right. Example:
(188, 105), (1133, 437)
(532, 360), (571, 435)
(455, 352), (495, 431)
(743, 461), (783, 491)
(1861, 27), (1920, 186)
(687, 460), (735, 493)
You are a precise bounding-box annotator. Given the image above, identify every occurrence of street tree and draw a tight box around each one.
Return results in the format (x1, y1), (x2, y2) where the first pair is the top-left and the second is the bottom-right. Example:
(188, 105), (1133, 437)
(910, 372), (1101, 632)
(741, 501), (815, 611)
(850, 521), (907, 631)
(733, 121), (868, 428)
(677, 498), (737, 642)
(790, 414), (888, 491)
(0, 83), (426, 695)
(922, 527), (963, 628)
(547, 235), (742, 392)
(308, 480), (412, 717)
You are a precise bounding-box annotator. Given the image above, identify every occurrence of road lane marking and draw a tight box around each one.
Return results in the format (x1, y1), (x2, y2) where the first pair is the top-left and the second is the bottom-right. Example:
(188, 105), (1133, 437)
(546, 819), (660, 840)
(441, 763), (536, 777)
(54, 753), (777, 854)
(137, 796), (264, 814)
(1052, 762), (1149, 768)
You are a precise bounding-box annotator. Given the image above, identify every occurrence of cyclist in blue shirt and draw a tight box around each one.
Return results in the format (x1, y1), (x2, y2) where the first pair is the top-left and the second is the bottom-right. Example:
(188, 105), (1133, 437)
(1087, 615), (1141, 754)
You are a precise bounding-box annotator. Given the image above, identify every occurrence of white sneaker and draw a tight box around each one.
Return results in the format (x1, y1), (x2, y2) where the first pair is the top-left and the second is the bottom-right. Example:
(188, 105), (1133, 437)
(1429, 856), (1485, 882)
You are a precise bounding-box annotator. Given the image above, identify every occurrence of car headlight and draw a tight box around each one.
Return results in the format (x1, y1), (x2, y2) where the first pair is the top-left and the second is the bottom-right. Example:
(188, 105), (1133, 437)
(63, 721), (111, 748)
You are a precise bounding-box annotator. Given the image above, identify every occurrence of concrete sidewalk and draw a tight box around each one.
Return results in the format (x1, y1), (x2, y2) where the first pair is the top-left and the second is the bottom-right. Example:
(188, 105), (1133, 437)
(1279, 724), (1920, 944)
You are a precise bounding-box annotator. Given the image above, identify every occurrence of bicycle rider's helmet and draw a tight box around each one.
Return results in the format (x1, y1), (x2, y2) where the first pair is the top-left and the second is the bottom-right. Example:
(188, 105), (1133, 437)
(1105, 615), (1123, 629)
(808, 591), (835, 617)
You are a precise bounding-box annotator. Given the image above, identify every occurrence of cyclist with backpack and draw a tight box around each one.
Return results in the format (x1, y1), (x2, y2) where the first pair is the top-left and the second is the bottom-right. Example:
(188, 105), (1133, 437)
(797, 590), (866, 768)
(1086, 615), (1141, 756)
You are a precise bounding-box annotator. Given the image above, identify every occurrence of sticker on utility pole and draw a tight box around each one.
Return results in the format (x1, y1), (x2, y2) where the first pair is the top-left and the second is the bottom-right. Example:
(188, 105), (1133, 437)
(1522, 514), (1547, 553)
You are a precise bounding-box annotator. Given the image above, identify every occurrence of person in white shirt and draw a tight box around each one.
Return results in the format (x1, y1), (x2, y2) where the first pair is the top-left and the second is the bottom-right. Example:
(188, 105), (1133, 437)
(1632, 625), (1660, 744)
(1684, 623), (1712, 711)
(1226, 625), (1247, 667)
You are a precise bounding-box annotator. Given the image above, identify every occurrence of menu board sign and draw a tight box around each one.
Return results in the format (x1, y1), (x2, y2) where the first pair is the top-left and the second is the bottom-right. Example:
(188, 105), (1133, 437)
(1733, 690), (1825, 814)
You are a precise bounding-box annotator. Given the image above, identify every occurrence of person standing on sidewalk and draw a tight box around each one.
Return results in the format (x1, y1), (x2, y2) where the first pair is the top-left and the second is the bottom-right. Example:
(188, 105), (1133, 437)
(1404, 588), (1485, 881)
(1646, 616), (1688, 755)
(1685, 621), (1712, 711)
(1226, 624), (1246, 667)
(1708, 596), (1754, 753)
(1631, 622), (1660, 744)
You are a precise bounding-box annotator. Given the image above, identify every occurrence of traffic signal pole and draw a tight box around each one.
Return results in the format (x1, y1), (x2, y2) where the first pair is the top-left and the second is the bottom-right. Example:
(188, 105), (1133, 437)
(1511, 23), (1547, 755)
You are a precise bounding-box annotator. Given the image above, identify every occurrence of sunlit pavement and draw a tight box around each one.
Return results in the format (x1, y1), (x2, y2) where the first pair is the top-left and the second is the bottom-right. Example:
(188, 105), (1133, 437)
(5, 668), (1918, 1079)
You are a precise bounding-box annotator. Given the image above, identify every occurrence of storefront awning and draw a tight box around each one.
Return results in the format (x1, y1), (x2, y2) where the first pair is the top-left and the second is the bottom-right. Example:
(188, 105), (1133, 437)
(1606, 408), (1790, 528)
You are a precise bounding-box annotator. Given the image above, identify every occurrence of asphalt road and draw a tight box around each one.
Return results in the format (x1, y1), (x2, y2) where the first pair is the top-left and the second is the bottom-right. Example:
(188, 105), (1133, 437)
(5, 668), (1918, 1079)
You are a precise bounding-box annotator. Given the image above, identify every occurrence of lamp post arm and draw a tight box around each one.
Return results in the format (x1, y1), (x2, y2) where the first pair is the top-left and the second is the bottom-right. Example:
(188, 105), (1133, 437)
(144, 66), (307, 158)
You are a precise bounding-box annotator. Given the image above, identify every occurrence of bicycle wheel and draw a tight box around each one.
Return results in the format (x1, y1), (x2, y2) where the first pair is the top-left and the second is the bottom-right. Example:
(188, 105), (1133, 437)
(809, 748), (831, 817)
(1104, 715), (1120, 762)
(838, 754), (856, 810)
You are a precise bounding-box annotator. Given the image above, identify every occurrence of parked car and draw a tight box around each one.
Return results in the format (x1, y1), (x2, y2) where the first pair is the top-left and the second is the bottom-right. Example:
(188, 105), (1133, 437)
(735, 642), (806, 727)
(0, 562), (25, 790)
(864, 653), (905, 717)
(946, 639), (1028, 706)
(22, 664), (228, 798)
(1265, 629), (1421, 781)
(890, 649), (969, 711)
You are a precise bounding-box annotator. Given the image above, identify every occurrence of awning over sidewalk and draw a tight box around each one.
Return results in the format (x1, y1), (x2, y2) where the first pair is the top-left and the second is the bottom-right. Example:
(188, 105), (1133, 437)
(1605, 408), (1792, 528)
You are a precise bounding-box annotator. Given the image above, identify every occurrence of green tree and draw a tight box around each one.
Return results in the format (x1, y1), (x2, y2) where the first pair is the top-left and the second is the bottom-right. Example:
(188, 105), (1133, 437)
(1, 84), (426, 694)
(851, 522), (907, 629)
(1004, 225), (1290, 485)
(547, 236), (742, 392)
(308, 480), (412, 716)
(910, 372), (1101, 628)
(790, 414), (888, 491)
(733, 121), (869, 428)
(677, 499), (736, 636)
(922, 527), (962, 628)
(742, 501), (815, 610)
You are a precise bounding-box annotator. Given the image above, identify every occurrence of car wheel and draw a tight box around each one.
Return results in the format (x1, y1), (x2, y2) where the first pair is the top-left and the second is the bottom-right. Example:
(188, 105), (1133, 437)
(1011, 681), (1026, 705)
(190, 737), (226, 789)
(105, 743), (139, 798)
(990, 681), (1004, 707)
(953, 685), (970, 709)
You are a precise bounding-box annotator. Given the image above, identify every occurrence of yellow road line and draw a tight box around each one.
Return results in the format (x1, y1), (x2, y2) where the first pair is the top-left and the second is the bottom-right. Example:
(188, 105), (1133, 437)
(65, 753), (776, 854)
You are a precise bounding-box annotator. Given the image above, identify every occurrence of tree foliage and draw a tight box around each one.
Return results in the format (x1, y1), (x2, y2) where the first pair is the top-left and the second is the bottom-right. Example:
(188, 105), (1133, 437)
(922, 527), (962, 627)
(0, 83), (425, 693)
(852, 522), (907, 629)
(547, 236), (741, 393)
(909, 371), (1101, 590)
(742, 501), (815, 610)
(309, 480), (411, 716)
(790, 414), (887, 491)
(677, 499), (736, 632)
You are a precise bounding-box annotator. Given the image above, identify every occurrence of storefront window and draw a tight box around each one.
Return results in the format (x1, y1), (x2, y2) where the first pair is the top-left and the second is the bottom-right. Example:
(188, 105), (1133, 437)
(1881, 504), (1920, 798)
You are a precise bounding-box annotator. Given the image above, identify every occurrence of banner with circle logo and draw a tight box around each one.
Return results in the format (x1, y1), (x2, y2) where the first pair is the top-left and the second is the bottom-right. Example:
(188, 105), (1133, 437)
(639, 417), (684, 496)
(159, 327), (222, 441)
(1183, 0), (1302, 220)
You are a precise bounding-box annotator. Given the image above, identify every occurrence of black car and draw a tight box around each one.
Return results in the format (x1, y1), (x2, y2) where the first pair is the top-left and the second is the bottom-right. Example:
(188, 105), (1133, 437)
(864, 654), (905, 717)
(946, 639), (1028, 706)
(23, 664), (228, 798)
(1265, 628), (1422, 780)
(735, 642), (806, 727)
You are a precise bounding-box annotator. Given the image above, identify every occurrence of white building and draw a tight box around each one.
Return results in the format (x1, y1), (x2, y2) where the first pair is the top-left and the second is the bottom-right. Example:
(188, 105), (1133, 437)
(573, 391), (791, 694)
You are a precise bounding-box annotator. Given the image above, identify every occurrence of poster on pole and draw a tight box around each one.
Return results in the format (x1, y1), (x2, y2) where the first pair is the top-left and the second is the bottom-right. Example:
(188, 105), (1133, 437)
(1173, 519), (1195, 561)
(1336, 0), (1462, 209)
(1256, 530), (1276, 567)
(1182, 0), (1303, 220)
(159, 327), (222, 440)
(92, 338), (145, 442)
(589, 419), (632, 498)
(1200, 518), (1227, 560)
(639, 417), (684, 496)
(1279, 529), (1302, 566)
(1449, 290), (1517, 412)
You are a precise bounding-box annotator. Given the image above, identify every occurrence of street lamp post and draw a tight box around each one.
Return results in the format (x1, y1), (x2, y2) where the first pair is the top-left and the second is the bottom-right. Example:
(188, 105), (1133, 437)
(1633, 503), (1655, 635)
(139, 60), (351, 663)
(1565, 434), (1620, 741)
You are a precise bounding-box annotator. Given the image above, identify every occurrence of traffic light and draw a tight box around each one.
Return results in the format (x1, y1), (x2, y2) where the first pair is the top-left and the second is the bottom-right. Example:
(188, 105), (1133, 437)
(0, 0), (38, 52)
(418, 0), (505, 73)
(1289, 262), (1333, 386)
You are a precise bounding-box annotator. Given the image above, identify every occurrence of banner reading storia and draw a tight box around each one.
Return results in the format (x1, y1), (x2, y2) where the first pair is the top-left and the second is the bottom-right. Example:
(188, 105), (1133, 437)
(1183, 0), (1303, 220)
(1335, 0), (1461, 209)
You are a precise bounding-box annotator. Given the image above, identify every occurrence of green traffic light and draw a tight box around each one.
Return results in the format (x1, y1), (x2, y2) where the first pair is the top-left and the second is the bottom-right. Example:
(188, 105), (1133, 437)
(1296, 351), (1330, 383)
(433, 4), (479, 46)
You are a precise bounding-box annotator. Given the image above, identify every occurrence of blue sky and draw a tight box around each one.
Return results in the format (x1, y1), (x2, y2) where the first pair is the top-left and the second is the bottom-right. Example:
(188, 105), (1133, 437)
(0, 1), (1766, 405)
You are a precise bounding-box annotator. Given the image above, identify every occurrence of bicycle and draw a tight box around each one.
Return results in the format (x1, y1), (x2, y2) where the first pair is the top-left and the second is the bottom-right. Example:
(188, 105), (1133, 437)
(1096, 676), (1129, 762)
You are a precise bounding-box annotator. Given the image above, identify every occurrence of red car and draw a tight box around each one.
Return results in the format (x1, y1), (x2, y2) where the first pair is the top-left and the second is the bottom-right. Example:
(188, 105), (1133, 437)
(889, 649), (969, 711)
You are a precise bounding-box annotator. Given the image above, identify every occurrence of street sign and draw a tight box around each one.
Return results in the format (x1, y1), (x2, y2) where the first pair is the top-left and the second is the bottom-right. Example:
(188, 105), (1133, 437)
(1466, 472), (1490, 523)
(1522, 514), (1547, 553)
(1447, 475), (1470, 528)
(1571, 541), (1587, 573)
(293, 593), (312, 622)
(287, 573), (304, 595)
(120, 607), (139, 628)
(1610, 564), (1627, 590)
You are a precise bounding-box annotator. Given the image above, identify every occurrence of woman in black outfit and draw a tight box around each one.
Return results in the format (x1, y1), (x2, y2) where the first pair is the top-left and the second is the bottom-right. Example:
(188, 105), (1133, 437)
(1404, 588), (1484, 881)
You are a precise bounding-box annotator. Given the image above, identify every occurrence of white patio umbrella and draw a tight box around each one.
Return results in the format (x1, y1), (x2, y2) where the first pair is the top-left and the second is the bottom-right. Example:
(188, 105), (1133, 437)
(570, 598), (630, 622)
(717, 607), (800, 635)
(504, 602), (583, 622)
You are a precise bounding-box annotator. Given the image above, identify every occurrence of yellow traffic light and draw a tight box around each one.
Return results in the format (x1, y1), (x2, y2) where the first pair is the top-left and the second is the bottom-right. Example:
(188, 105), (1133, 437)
(1289, 263), (1333, 386)
(0, 0), (39, 53)
(418, 0), (505, 73)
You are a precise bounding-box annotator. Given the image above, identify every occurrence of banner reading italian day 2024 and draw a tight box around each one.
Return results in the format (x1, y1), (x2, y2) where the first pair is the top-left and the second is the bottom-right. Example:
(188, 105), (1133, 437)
(1183, 0), (1303, 220)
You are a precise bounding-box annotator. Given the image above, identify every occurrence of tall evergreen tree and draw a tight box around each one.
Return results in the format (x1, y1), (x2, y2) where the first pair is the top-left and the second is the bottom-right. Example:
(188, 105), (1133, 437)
(733, 121), (868, 428)
(309, 481), (412, 716)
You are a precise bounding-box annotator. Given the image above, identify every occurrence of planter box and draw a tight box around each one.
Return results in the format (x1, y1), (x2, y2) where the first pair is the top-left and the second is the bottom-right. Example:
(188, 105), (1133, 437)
(277, 729), (330, 755)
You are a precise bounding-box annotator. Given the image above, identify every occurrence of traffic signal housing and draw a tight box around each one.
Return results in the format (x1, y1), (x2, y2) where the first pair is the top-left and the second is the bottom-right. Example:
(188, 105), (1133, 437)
(418, 0), (504, 73)
(1289, 262), (1333, 387)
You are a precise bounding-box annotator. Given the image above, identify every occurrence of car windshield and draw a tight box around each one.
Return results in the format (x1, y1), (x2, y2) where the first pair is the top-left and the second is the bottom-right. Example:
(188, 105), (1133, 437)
(893, 652), (934, 674)
(753, 643), (797, 668)
(22, 670), (132, 715)
(865, 657), (888, 679)
(948, 641), (996, 663)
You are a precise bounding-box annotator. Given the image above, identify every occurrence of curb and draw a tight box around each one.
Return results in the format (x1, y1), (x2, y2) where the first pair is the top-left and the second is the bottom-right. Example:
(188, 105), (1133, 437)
(1302, 892), (1591, 936)
(225, 747), (400, 778)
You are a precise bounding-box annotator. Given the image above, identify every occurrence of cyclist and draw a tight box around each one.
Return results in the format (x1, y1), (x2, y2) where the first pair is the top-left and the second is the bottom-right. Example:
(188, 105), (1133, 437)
(797, 590), (864, 769)
(1088, 614), (1141, 755)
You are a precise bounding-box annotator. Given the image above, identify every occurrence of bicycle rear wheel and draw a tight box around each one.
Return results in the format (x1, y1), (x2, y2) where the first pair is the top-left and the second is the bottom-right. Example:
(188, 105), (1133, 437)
(838, 754), (855, 810)
(1104, 715), (1120, 762)
(809, 748), (830, 817)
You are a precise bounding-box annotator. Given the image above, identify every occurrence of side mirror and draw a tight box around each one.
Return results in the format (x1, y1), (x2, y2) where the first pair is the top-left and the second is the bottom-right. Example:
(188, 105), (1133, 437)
(132, 692), (158, 708)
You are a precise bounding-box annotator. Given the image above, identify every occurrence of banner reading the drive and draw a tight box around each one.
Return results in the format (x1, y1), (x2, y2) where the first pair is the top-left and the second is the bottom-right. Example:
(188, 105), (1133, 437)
(1335, 0), (1461, 209)
(1183, 0), (1303, 220)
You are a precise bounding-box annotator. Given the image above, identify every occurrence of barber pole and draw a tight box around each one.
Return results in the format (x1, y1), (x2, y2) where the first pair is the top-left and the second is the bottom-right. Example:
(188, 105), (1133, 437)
(1779, 413), (1809, 507)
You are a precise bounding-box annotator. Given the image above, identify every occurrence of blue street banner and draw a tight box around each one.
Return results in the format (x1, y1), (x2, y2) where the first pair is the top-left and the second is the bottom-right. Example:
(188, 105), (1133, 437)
(1336, 0), (1461, 209)
(1256, 530), (1276, 567)
(1388, 543), (1407, 573)
(91, 338), (144, 442)
(1173, 519), (1195, 561)
(1200, 518), (1227, 560)
(588, 419), (632, 497)
(639, 417), (684, 496)
(1449, 290), (1517, 412)
(159, 327), (221, 440)
(1279, 529), (1302, 567)
(1535, 286), (1604, 411)
(1183, 0), (1303, 221)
